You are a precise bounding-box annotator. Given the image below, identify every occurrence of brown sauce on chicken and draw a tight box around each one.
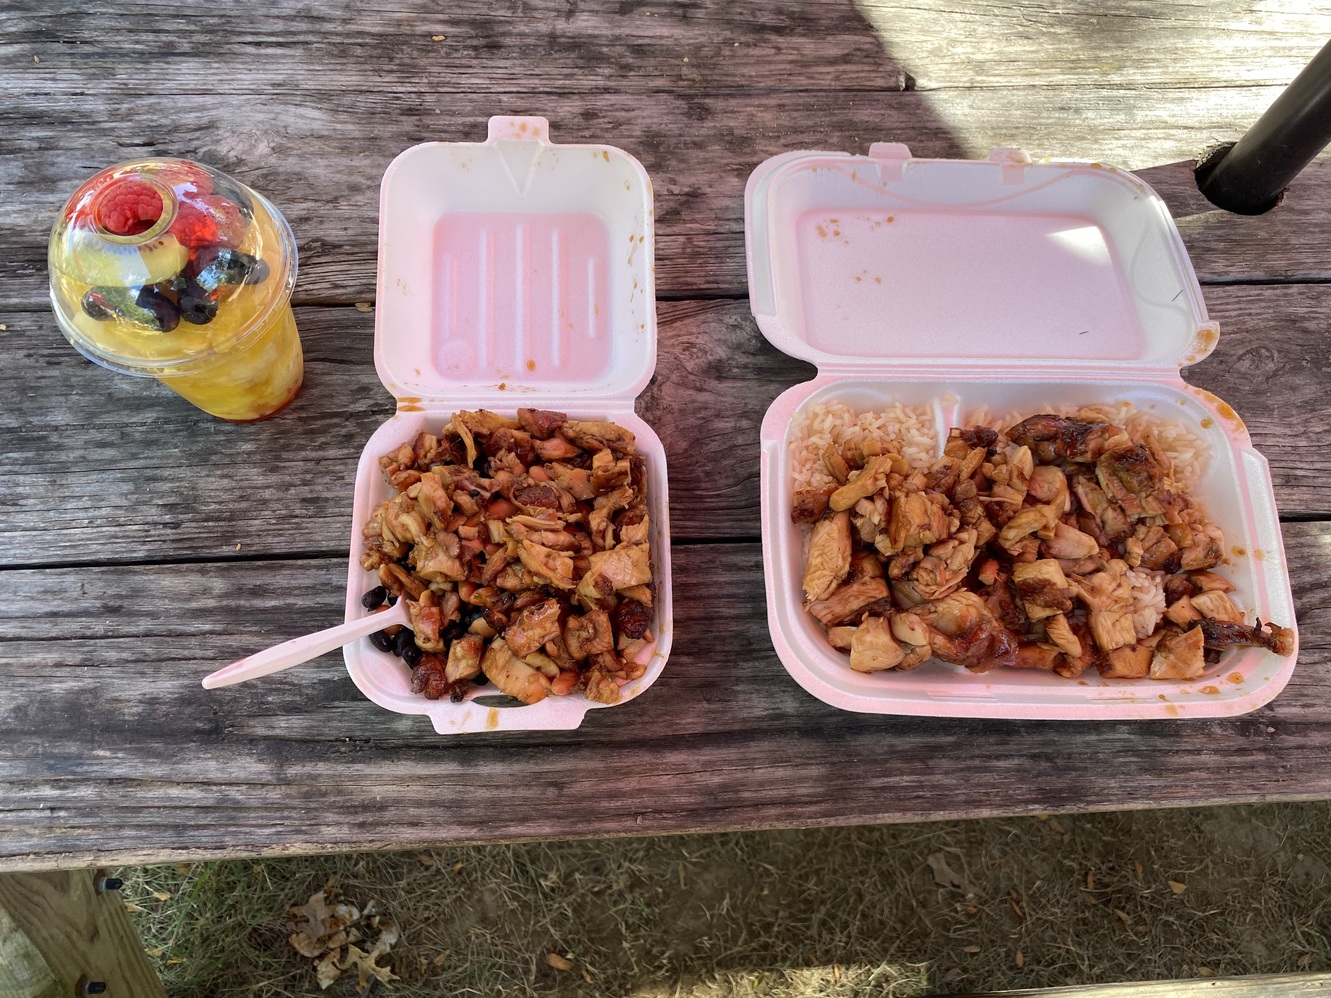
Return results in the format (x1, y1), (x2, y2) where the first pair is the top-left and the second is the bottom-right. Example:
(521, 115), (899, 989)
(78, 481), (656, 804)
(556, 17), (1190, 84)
(795, 411), (1293, 680)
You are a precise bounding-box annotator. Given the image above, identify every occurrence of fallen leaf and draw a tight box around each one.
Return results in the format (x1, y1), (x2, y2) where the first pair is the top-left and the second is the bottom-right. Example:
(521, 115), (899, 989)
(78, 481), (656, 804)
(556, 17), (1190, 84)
(546, 952), (573, 972)
(1197, 966), (1215, 977)
(417, 854), (435, 868)
(1136, 924), (1149, 934)
(1168, 880), (1188, 895)
(124, 902), (147, 913)
(166, 958), (185, 966)
(432, 951), (448, 967)
(0, 324), (8, 331)
(833, 964), (841, 983)
(926, 851), (968, 891)
(174, 862), (193, 874)
(1133, 859), (1144, 878)
(451, 860), (464, 875)
(354, 301), (374, 312)
(581, 968), (594, 984)
(1085, 872), (1095, 891)
(151, 890), (172, 901)
(144, 947), (165, 958)
(315, 950), (341, 990)
(345, 943), (399, 988)
(1007, 892), (1024, 919)
(963, 945), (981, 955)
(288, 890), (360, 955)
(290, 932), (325, 959)
(1113, 908), (1131, 925)
(1014, 949), (1025, 968)
(431, 34), (446, 40)
(1299, 953), (1314, 968)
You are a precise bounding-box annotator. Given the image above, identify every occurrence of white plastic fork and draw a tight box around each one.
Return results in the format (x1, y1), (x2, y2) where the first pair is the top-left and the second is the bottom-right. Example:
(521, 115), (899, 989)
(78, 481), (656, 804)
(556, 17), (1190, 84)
(201, 602), (411, 689)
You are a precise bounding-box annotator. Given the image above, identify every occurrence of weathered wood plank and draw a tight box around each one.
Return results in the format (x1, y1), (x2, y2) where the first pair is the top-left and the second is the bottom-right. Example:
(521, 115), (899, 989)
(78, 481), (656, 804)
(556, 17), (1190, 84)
(1, 283), (1328, 567)
(0, 525), (1325, 870)
(3, 0), (1326, 95)
(0, 871), (166, 998)
(4, 90), (1331, 306)
(958, 971), (1331, 997)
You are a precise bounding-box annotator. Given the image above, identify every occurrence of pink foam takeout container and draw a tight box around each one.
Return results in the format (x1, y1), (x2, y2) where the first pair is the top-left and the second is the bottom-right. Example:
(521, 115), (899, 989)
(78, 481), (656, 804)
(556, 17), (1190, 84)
(344, 116), (673, 734)
(747, 144), (1298, 720)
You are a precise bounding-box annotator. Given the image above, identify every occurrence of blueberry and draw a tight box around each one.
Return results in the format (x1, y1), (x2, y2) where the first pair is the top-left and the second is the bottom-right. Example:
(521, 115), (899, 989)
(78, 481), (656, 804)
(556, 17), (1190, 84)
(188, 248), (260, 291)
(134, 286), (180, 333)
(178, 280), (218, 325)
(369, 630), (394, 653)
(361, 586), (387, 610)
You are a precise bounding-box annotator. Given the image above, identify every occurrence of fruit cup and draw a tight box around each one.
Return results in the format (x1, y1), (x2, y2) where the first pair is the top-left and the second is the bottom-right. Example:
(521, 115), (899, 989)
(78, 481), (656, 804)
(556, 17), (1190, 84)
(48, 159), (302, 422)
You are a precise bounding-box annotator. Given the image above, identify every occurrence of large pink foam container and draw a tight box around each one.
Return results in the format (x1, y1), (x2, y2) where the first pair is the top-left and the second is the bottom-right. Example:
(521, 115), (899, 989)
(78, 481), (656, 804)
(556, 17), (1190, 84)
(747, 144), (1298, 720)
(345, 117), (673, 734)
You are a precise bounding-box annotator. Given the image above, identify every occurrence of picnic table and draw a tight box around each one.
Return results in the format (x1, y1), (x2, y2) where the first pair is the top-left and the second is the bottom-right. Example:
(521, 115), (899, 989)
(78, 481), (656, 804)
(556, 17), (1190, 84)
(3, 0), (1331, 875)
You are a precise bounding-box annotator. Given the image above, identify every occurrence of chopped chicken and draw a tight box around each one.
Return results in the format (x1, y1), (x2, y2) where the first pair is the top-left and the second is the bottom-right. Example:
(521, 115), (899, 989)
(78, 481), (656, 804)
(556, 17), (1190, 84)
(1012, 559), (1074, 620)
(517, 407), (567, 439)
(576, 543), (652, 605)
(517, 540), (577, 589)
(1189, 589), (1243, 623)
(913, 591), (1019, 673)
(849, 615), (906, 672)
(444, 634), (485, 682)
(830, 455), (892, 512)
(560, 419), (635, 456)
(1041, 522), (1100, 561)
(802, 510), (853, 602)
(1044, 613), (1083, 658)
(1149, 627), (1206, 680)
(481, 639), (552, 703)
(1101, 644), (1152, 679)
(807, 577), (890, 628)
(504, 598), (564, 657)
(1012, 644), (1061, 671)
(792, 485), (837, 523)
(564, 609), (615, 659)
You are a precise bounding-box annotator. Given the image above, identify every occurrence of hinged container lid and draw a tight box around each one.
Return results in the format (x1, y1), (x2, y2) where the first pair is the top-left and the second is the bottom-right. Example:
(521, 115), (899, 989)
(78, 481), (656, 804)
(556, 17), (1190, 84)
(376, 116), (657, 406)
(745, 145), (1218, 375)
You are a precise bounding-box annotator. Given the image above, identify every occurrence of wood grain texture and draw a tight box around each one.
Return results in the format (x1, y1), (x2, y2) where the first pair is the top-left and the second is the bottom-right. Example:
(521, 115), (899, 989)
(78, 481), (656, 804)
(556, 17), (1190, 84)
(957, 971), (1331, 997)
(2, 283), (1329, 568)
(0, 871), (166, 995)
(0, 525), (1326, 871)
(5, 91), (1331, 305)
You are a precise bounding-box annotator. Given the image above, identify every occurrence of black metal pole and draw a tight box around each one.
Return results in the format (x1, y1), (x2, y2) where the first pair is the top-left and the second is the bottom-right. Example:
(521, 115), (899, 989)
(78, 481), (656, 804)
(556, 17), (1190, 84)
(1196, 37), (1331, 215)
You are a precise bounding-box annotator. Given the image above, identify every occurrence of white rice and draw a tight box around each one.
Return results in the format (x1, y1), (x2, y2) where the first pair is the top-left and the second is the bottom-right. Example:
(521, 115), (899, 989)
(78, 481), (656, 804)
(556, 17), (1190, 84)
(789, 400), (936, 491)
(1126, 567), (1168, 639)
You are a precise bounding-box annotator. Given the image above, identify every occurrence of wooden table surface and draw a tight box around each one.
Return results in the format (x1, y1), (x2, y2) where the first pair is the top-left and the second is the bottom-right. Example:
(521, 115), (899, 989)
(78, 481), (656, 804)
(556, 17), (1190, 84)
(2, 1), (1330, 873)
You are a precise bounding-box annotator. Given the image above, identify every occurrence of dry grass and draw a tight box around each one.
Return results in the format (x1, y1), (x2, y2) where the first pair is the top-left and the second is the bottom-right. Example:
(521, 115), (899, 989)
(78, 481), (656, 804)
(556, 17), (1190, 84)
(121, 802), (1331, 997)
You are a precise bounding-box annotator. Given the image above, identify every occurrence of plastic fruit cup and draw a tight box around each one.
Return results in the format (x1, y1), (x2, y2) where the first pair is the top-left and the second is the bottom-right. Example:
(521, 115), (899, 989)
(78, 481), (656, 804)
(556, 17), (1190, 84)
(48, 158), (302, 422)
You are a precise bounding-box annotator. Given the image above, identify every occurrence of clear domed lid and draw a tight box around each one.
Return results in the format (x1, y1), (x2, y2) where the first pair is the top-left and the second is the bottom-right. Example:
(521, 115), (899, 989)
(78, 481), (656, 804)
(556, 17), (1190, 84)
(48, 159), (297, 375)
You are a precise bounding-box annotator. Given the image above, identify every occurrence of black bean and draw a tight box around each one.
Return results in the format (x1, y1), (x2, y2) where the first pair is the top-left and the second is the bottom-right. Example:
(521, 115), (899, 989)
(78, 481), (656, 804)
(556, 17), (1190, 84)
(401, 642), (423, 668)
(473, 672), (489, 686)
(369, 630), (394, 653)
(361, 586), (388, 610)
(394, 628), (417, 658)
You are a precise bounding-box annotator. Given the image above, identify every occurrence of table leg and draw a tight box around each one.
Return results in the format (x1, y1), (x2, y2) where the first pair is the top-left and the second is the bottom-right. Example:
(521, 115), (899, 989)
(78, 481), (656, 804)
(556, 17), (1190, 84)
(0, 871), (165, 998)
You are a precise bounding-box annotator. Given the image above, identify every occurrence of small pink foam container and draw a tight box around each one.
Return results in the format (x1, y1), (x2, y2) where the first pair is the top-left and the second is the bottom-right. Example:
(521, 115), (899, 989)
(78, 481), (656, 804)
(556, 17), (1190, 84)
(344, 116), (673, 734)
(747, 144), (1298, 719)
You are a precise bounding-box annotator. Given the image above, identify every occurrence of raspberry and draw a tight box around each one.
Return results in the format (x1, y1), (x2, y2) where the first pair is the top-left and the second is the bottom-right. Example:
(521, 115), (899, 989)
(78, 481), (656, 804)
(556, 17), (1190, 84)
(94, 180), (165, 236)
(170, 194), (245, 249)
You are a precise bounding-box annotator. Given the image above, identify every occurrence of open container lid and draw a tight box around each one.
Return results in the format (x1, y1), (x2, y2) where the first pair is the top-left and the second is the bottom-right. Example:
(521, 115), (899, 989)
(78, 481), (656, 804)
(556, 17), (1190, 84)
(375, 116), (657, 407)
(746, 145), (1219, 375)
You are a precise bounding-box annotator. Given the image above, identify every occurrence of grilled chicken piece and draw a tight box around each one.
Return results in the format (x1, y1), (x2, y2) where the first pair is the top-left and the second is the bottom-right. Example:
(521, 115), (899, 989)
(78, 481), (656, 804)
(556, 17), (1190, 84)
(1012, 644), (1062, 671)
(1012, 559), (1074, 620)
(408, 591), (446, 653)
(583, 667), (622, 704)
(481, 639), (552, 704)
(1096, 445), (1179, 521)
(576, 543), (652, 605)
(533, 436), (581, 461)
(826, 626), (858, 651)
(1008, 414), (1131, 462)
(444, 634), (485, 682)
(504, 598), (564, 657)
(517, 540), (577, 589)
(1101, 643), (1152, 678)
(517, 407), (567, 439)
(1044, 613), (1083, 658)
(1179, 523), (1225, 571)
(849, 615), (906, 673)
(1026, 464), (1071, 511)
(560, 419), (635, 456)
(1069, 473), (1131, 543)
(591, 449), (632, 493)
(831, 455), (892, 512)
(908, 528), (978, 602)
(792, 485), (838, 523)
(822, 444), (850, 485)
(564, 609), (615, 660)
(1041, 522), (1100, 561)
(411, 533), (467, 582)
(914, 591), (1019, 672)
(807, 576), (890, 628)
(1196, 618), (1295, 657)
(885, 489), (952, 554)
(1189, 590), (1242, 623)
(1149, 627), (1206, 680)
(997, 505), (1059, 555)
(803, 510), (853, 603)
(1089, 610), (1138, 652)
(545, 462), (596, 500)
